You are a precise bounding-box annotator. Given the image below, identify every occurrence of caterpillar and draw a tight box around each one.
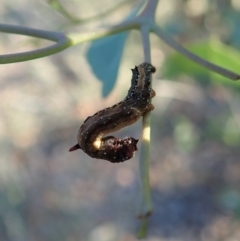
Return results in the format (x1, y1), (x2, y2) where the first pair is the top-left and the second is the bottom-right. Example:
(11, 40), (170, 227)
(69, 63), (156, 163)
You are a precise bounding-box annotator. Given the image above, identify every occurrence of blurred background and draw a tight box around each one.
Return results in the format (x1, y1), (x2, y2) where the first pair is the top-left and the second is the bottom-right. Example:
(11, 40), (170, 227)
(1, 0), (240, 240)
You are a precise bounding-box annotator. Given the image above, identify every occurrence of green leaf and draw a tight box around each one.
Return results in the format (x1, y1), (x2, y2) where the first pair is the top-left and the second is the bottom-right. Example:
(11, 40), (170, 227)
(86, 33), (128, 97)
(164, 40), (240, 89)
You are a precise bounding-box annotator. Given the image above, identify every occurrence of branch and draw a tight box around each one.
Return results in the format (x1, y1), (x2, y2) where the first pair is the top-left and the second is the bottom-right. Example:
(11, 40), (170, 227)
(0, 21), (138, 64)
(49, 0), (137, 24)
(0, 24), (72, 64)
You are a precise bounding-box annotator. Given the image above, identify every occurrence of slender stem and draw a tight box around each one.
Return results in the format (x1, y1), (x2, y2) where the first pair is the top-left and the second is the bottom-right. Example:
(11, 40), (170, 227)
(137, 218), (148, 239)
(139, 0), (159, 19)
(0, 23), (64, 41)
(0, 21), (139, 64)
(0, 24), (72, 64)
(136, 0), (159, 237)
(67, 20), (139, 45)
(49, 0), (137, 24)
(151, 23), (240, 80)
(137, 24), (153, 238)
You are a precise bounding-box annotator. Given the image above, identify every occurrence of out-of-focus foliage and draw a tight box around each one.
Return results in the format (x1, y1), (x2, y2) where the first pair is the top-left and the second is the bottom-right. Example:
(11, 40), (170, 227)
(164, 40), (240, 89)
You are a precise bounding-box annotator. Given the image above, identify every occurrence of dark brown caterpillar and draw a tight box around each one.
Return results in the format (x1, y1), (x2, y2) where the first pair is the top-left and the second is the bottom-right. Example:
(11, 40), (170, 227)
(69, 63), (156, 163)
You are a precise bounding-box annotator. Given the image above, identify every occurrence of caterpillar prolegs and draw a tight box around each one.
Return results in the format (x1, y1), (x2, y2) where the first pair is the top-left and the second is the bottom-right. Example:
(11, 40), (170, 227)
(69, 63), (156, 163)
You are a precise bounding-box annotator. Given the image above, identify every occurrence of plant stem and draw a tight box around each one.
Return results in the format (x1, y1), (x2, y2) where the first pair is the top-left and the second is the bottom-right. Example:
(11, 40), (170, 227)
(49, 0), (136, 24)
(136, 0), (158, 237)
(0, 24), (72, 64)
(0, 21), (138, 64)
(137, 218), (148, 239)
(137, 24), (153, 238)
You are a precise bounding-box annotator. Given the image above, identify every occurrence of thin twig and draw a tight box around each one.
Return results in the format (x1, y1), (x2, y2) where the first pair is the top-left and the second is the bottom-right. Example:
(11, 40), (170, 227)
(137, 23), (153, 239)
(49, 0), (137, 24)
(0, 24), (72, 64)
(0, 20), (138, 64)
